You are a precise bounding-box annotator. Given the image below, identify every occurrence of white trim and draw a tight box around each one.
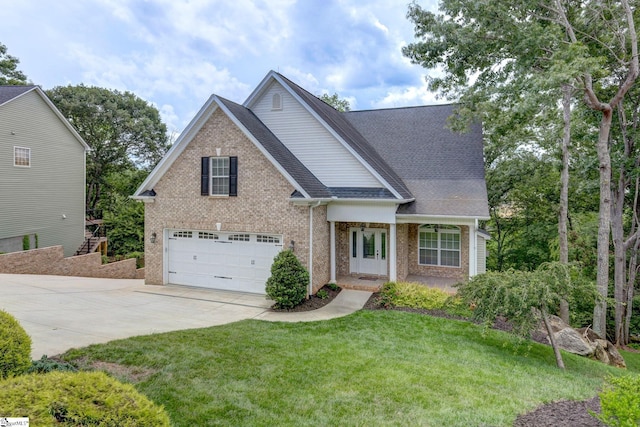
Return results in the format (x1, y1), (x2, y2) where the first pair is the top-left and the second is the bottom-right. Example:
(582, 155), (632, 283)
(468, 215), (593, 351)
(389, 223), (397, 281)
(329, 221), (336, 284)
(244, 71), (404, 200)
(396, 215), (488, 224)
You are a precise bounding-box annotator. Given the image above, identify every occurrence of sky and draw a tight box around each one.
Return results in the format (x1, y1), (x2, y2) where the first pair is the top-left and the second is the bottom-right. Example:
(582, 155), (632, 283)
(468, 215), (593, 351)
(0, 0), (441, 135)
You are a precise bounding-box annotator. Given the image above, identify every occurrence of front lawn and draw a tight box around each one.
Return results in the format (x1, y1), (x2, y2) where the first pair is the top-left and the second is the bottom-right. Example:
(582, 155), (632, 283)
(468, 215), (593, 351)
(62, 310), (637, 426)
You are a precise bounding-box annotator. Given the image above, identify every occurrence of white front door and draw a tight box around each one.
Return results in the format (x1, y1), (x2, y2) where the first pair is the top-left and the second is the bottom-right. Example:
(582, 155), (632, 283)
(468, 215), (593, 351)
(349, 228), (387, 276)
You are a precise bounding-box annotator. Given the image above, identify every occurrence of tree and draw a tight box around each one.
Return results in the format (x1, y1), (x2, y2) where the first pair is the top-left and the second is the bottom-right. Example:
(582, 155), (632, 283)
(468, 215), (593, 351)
(457, 263), (598, 369)
(319, 92), (351, 112)
(403, 0), (639, 340)
(0, 42), (28, 85)
(47, 85), (169, 214)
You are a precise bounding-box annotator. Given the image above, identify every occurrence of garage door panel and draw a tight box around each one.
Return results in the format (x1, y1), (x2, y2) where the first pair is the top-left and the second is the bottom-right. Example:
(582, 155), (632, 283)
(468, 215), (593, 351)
(167, 230), (282, 294)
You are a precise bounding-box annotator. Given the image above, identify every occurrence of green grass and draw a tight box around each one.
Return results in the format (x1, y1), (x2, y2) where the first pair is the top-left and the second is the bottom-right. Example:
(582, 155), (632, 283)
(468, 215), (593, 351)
(62, 311), (637, 427)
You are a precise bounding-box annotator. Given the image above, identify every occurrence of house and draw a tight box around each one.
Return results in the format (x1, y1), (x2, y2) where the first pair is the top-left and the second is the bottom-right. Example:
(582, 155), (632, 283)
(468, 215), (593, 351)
(133, 71), (489, 295)
(0, 86), (88, 257)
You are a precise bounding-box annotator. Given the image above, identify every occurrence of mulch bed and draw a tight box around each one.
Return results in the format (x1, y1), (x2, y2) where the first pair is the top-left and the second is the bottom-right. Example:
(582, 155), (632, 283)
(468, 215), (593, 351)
(270, 285), (341, 312)
(274, 289), (609, 426)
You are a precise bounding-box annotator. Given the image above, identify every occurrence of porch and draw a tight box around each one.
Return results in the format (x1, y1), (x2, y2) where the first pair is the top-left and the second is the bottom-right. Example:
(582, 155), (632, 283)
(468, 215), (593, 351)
(336, 274), (461, 294)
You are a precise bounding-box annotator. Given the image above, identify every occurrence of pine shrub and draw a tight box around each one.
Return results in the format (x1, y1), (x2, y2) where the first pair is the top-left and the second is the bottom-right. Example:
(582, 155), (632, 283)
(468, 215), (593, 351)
(0, 371), (171, 426)
(0, 310), (32, 380)
(265, 250), (309, 309)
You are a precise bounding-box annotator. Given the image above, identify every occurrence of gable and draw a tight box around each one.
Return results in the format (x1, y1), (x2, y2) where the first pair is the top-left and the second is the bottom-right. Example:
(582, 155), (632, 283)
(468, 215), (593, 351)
(249, 80), (382, 188)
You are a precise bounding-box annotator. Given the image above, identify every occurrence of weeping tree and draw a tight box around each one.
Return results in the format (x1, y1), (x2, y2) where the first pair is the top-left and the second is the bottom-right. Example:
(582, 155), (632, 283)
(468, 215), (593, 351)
(457, 263), (598, 369)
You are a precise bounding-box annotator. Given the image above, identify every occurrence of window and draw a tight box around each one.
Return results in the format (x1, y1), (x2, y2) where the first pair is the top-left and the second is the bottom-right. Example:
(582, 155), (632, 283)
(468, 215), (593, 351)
(419, 225), (460, 267)
(211, 157), (229, 195)
(201, 156), (237, 196)
(173, 231), (193, 238)
(272, 93), (282, 110)
(228, 234), (250, 241)
(198, 232), (218, 240)
(14, 146), (30, 167)
(257, 235), (280, 243)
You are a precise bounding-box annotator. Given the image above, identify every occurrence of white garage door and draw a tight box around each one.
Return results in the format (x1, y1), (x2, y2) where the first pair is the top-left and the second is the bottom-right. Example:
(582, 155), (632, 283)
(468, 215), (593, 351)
(166, 229), (283, 294)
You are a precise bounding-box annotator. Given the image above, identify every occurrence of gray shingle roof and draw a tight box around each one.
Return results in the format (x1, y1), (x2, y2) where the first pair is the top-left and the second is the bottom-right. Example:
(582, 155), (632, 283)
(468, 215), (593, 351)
(344, 105), (489, 217)
(0, 85), (35, 106)
(276, 73), (413, 200)
(217, 96), (333, 199)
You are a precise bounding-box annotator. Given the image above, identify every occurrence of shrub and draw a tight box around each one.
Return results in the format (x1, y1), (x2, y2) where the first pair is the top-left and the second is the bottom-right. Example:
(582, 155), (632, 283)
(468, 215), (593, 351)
(0, 310), (32, 380)
(326, 282), (339, 291)
(379, 282), (399, 308)
(0, 371), (171, 426)
(22, 235), (29, 251)
(317, 289), (329, 299)
(28, 355), (77, 374)
(378, 282), (468, 315)
(125, 251), (145, 268)
(265, 250), (309, 309)
(595, 375), (640, 427)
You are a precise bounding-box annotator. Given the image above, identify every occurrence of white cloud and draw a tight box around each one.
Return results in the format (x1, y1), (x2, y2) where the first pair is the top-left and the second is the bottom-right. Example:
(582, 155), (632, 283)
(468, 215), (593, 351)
(373, 81), (445, 109)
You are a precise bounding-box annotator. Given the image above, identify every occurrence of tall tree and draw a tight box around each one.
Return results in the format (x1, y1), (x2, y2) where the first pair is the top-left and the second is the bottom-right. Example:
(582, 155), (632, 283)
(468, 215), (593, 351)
(0, 42), (28, 85)
(47, 85), (170, 214)
(403, 0), (639, 339)
(319, 92), (351, 112)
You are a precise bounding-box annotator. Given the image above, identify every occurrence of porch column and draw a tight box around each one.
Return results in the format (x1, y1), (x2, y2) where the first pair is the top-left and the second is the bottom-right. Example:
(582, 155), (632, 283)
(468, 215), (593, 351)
(389, 223), (397, 282)
(468, 220), (477, 278)
(329, 221), (337, 284)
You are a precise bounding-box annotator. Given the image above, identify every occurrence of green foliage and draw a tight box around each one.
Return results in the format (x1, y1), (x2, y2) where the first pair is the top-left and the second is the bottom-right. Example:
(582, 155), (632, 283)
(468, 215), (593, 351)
(21, 235), (29, 251)
(0, 310), (32, 380)
(378, 282), (470, 316)
(103, 194), (145, 256)
(326, 282), (339, 291)
(265, 250), (309, 309)
(46, 85), (169, 213)
(316, 289), (329, 299)
(34, 233), (38, 249)
(125, 252), (145, 269)
(319, 92), (351, 111)
(0, 371), (171, 426)
(28, 355), (77, 374)
(595, 375), (640, 427)
(0, 42), (28, 85)
(457, 263), (598, 338)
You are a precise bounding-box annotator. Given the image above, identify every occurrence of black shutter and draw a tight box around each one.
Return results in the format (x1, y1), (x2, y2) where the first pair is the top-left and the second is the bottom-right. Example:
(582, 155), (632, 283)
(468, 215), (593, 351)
(229, 156), (238, 196)
(201, 157), (209, 196)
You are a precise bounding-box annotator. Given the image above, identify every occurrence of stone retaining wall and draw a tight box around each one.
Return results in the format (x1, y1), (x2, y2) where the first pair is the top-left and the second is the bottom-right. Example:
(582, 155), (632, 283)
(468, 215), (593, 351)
(0, 246), (144, 279)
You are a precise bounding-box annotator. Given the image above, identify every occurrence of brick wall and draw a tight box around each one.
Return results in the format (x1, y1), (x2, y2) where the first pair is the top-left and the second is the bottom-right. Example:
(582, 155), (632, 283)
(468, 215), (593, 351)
(0, 246), (141, 279)
(145, 109), (328, 291)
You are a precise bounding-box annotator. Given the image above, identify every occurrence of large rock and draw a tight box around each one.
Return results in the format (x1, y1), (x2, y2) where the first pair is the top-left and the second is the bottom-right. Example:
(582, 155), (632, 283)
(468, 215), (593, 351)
(536, 315), (626, 368)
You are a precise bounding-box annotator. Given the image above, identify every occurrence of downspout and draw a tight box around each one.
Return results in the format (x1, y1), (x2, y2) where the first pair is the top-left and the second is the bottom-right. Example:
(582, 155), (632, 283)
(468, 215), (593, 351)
(308, 201), (322, 296)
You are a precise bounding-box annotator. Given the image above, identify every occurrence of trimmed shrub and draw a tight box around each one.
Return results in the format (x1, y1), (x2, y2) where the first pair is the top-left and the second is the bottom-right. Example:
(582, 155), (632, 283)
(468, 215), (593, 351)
(595, 375), (640, 427)
(0, 310), (32, 380)
(265, 250), (309, 309)
(378, 281), (469, 315)
(0, 371), (171, 426)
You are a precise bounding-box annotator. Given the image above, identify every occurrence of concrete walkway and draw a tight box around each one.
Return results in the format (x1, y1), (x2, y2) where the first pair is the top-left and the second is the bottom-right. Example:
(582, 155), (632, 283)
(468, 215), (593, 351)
(0, 274), (371, 358)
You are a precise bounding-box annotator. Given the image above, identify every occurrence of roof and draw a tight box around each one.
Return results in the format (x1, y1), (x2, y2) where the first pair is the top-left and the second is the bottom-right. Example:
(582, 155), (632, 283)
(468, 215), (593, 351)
(344, 105), (489, 218)
(0, 85), (37, 106)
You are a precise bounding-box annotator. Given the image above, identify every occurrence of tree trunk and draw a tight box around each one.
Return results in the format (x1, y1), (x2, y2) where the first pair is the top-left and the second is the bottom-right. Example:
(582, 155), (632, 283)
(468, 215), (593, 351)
(541, 307), (565, 369)
(592, 110), (613, 340)
(558, 84), (572, 324)
(612, 183), (626, 345)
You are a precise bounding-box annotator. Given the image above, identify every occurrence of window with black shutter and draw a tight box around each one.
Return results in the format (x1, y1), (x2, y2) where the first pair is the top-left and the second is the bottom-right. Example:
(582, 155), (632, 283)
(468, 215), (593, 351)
(201, 156), (238, 197)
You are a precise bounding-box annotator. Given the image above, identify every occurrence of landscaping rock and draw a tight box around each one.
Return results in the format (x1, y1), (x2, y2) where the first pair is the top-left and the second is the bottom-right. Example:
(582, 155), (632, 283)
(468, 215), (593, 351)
(537, 316), (626, 368)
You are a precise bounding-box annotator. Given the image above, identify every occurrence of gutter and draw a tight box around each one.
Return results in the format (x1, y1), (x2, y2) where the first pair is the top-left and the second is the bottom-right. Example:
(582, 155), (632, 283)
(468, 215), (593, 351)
(289, 197), (415, 205)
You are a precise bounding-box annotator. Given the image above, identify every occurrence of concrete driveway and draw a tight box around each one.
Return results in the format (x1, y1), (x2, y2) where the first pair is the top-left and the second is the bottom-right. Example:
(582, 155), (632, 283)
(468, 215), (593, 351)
(0, 274), (273, 359)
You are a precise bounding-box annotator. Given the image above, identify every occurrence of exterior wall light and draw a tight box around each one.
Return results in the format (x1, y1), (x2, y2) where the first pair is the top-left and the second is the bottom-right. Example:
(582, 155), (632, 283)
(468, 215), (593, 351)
(150, 232), (157, 244)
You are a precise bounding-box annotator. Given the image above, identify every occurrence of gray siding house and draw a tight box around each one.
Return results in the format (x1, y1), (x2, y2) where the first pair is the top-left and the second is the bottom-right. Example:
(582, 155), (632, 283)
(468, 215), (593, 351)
(134, 71), (489, 295)
(0, 86), (88, 257)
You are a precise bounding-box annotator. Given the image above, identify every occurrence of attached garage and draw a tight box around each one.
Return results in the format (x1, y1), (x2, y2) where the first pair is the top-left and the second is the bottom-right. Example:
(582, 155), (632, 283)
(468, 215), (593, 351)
(166, 229), (283, 294)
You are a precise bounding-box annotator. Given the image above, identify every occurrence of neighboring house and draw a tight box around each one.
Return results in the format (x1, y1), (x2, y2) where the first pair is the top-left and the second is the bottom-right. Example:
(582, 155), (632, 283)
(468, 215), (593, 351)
(0, 86), (88, 257)
(133, 71), (489, 295)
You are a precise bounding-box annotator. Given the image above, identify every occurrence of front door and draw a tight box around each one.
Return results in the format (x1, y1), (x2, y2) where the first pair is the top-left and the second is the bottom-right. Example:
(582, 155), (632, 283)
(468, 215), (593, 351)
(349, 228), (387, 276)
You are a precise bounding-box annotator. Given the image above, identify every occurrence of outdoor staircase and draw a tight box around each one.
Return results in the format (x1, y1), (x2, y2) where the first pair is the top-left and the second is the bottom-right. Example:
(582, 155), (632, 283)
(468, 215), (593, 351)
(75, 218), (107, 256)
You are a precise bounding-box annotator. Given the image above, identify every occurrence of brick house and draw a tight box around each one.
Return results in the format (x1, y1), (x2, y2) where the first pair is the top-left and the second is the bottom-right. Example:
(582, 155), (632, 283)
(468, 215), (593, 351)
(133, 71), (489, 295)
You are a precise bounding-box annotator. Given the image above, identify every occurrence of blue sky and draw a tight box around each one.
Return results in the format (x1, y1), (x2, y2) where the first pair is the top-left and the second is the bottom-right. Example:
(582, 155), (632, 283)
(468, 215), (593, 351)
(1, 0), (440, 135)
